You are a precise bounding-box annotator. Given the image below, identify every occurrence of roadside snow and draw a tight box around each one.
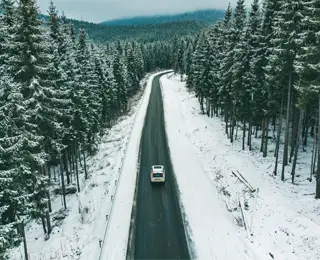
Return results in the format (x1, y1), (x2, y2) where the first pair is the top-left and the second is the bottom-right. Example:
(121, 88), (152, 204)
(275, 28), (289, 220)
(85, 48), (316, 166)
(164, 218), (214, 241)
(7, 72), (162, 260)
(160, 73), (320, 260)
(99, 70), (172, 260)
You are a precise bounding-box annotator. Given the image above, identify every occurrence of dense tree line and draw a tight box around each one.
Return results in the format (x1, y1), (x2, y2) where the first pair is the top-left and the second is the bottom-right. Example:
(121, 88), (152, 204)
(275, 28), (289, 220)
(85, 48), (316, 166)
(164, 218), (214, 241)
(38, 14), (207, 44)
(176, 0), (320, 198)
(100, 9), (225, 26)
(0, 0), (174, 258)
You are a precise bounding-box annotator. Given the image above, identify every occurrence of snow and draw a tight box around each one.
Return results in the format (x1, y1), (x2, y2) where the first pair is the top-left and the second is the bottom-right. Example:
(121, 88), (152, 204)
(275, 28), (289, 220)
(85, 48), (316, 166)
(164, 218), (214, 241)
(7, 71), (170, 260)
(160, 73), (320, 260)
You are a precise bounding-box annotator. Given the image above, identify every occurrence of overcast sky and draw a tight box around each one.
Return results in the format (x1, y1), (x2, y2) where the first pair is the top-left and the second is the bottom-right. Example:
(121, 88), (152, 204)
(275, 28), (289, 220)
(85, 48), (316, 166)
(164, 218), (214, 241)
(36, 0), (251, 23)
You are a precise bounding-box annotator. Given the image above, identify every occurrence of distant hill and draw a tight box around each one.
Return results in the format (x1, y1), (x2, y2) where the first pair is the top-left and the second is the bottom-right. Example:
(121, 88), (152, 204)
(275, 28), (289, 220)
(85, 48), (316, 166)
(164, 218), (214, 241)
(71, 20), (208, 43)
(27, 10), (220, 43)
(36, 13), (209, 43)
(101, 9), (225, 26)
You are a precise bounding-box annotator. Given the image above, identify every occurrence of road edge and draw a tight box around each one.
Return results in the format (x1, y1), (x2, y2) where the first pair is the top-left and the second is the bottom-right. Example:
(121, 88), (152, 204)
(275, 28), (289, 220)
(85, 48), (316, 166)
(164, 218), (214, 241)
(159, 73), (197, 259)
(125, 93), (146, 260)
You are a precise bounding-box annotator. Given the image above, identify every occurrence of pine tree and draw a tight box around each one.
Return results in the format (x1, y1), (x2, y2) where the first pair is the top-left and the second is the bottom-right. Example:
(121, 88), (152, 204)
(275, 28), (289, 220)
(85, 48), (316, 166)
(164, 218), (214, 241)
(0, 0), (16, 73)
(294, 0), (320, 194)
(183, 38), (194, 81)
(92, 46), (117, 126)
(189, 31), (211, 113)
(0, 2), (24, 244)
(176, 39), (186, 78)
(113, 48), (129, 114)
(73, 24), (91, 144)
(134, 43), (145, 80)
(47, 0), (59, 41)
(239, 0), (262, 151)
(205, 22), (223, 116)
(57, 12), (76, 149)
(44, 1), (71, 164)
(267, 0), (304, 180)
(219, 3), (234, 136)
(227, 0), (247, 143)
(0, 0), (52, 249)
(12, 0), (51, 227)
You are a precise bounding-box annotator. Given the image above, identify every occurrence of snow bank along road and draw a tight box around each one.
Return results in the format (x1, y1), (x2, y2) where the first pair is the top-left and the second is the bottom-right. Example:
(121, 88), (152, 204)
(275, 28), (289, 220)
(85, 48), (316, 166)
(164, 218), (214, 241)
(128, 73), (190, 259)
(99, 71), (175, 260)
(160, 73), (320, 260)
(159, 73), (270, 260)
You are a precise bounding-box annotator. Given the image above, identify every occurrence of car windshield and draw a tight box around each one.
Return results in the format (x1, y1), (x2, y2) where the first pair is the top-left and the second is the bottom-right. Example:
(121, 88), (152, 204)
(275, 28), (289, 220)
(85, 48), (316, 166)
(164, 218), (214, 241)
(153, 172), (163, 177)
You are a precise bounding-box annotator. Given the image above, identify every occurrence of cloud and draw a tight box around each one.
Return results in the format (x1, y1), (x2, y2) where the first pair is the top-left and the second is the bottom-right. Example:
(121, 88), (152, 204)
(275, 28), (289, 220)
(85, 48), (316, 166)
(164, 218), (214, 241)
(36, 0), (252, 23)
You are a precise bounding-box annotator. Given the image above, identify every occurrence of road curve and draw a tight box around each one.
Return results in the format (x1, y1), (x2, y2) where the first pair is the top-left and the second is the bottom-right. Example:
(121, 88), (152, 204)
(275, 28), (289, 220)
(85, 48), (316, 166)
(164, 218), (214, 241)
(133, 73), (190, 259)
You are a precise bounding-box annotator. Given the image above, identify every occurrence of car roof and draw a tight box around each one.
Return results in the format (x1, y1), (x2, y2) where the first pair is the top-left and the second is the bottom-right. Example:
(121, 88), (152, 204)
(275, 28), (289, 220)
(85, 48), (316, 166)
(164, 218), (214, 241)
(152, 165), (164, 171)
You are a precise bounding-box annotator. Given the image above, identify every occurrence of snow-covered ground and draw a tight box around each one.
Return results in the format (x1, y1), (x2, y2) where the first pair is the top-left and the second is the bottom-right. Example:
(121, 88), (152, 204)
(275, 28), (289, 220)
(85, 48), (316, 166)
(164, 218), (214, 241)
(7, 71), (169, 260)
(160, 73), (320, 260)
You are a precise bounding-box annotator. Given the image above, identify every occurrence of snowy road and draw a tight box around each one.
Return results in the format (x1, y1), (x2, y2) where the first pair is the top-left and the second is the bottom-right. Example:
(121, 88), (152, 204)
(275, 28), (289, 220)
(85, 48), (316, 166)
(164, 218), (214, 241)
(130, 73), (190, 259)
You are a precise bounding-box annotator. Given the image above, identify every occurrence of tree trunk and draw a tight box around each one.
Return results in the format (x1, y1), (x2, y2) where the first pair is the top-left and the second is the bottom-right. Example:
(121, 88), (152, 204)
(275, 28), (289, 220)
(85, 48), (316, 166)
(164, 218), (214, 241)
(88, 134), (93, 155)
(263, 117), (269, 157)
(312, 133), (318, 179)
(302, 108), (308, 151)
(46, 211), (52, 235)
(283, 73), (292, 166)
(225, 108), (229, 137)
(316, 94), (320, 198)
(78, 144), (83, 168)
(311, 136), (316, 181)
(83, 150), (88, 180)
(242, 119), (246, 150)
(311, 124), (315, 138)
(274, 91), (284, 175)
(60, 155), (67, 209)
(272, 115), (276, 138)
(20, 222), (29, 260)
(75, 141), (80, 192)
(45, 164), (50, 181)
(53, 165), (56, 182)
(260, 118), (266, 153)
(230, 103), (236, 143)
(72, 149), (75, 176)
(247, 116), (252, 151)
(64, 150), (70, 184)
(41, 216), (47, 235)
(303, 125), (308, 152)
(47, 191), (52, 213)
(68, 153), (73, 183)
(281, 72), (292, 181)
(200, 95), (204, 114)
(291, 108), (304, 183)
(235, 124), (239, 140)
(290, 105), (298, 163)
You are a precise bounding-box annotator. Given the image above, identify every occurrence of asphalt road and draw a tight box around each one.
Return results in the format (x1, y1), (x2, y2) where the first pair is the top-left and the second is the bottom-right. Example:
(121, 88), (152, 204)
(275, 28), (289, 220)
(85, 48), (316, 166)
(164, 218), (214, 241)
(133, 73), (190, 259)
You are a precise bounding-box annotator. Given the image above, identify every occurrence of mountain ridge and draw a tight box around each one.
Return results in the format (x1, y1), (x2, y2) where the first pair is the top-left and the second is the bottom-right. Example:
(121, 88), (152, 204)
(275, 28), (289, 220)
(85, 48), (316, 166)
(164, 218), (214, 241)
(100, 9), (225, 26)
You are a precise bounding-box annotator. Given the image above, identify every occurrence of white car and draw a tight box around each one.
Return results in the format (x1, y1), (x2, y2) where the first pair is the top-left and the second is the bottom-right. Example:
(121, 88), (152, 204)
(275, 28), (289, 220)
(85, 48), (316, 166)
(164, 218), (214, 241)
(150, 165), (165, 183)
